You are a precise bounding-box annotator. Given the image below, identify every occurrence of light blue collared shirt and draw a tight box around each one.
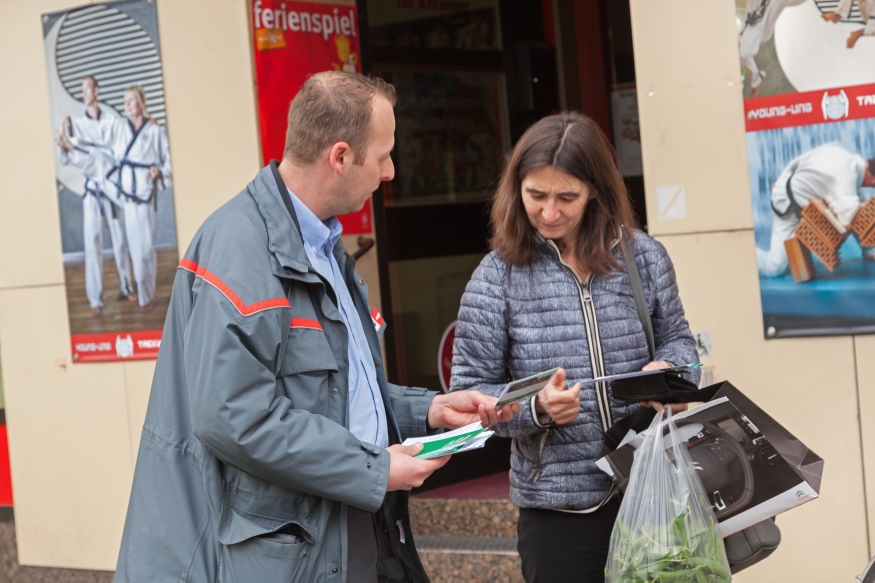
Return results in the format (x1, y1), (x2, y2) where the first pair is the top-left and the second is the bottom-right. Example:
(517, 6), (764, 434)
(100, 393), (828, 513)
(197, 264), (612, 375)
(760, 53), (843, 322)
(287, 189), (388, 448)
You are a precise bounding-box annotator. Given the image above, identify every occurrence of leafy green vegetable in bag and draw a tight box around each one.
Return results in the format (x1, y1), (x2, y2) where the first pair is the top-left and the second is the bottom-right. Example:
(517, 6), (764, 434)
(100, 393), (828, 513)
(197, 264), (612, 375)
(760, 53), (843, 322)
(605, 407), (732, 582)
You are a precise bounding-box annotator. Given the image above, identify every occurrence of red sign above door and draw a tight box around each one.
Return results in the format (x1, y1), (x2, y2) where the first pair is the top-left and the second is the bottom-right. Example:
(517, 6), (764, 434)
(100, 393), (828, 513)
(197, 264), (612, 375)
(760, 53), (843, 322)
(251, 1), (372, 234)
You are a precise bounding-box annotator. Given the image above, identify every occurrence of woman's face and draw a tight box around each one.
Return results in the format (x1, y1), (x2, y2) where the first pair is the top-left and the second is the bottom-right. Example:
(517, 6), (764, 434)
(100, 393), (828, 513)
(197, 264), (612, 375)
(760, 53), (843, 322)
(124, 91), (144, 120)
(521, 165), (590, 245)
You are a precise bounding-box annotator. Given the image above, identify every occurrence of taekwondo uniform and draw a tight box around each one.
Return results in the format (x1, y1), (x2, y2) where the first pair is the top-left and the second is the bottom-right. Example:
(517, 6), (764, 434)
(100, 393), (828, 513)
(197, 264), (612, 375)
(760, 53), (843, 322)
(65, 116), (172, 307)
(67, 109), (134, 308)
(836, 0), (875, 37)
(757, 142), (873, 276)
(739, 0), (805, 89)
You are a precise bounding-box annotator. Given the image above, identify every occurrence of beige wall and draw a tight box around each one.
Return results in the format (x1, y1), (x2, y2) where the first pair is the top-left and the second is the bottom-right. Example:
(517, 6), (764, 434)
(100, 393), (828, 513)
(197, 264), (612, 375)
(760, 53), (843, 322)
(630, 0), (872, 580)
(2, 0), (869, 576)
(0, 0), (380, 571)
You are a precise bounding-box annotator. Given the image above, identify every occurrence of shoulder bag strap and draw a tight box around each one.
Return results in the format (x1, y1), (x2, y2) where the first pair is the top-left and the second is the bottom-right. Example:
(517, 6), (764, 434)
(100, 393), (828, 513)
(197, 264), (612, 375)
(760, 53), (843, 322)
(620, 226), (656, 362)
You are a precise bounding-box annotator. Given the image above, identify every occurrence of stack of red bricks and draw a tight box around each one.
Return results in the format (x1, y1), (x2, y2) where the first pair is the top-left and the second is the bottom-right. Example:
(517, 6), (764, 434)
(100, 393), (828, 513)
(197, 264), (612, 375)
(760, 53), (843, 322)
(794, 200), (848, 271)
(785, 198), (875, 283)
(850, 196), (875, 247)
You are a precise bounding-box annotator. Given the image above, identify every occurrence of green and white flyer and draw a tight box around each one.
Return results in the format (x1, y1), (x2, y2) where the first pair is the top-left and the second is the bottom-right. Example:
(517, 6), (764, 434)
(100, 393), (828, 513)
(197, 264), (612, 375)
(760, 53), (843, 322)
(402, 421), (494, 460)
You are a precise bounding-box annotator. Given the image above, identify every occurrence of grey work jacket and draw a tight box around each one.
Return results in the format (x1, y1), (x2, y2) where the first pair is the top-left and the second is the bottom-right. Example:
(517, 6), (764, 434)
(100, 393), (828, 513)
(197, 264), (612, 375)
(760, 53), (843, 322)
(115, 162), (436, 582)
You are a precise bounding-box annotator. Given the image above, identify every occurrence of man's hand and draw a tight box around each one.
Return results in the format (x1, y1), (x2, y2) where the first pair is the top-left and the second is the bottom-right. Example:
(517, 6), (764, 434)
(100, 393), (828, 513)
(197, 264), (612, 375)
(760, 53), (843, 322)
(534, 368), (581, 425)
(149, 166), (161, 182)
(822, 12), (842, 23)
(55, 127), (73, 153)
(427, 391), (520, 430)
(386, 442), (451, 491)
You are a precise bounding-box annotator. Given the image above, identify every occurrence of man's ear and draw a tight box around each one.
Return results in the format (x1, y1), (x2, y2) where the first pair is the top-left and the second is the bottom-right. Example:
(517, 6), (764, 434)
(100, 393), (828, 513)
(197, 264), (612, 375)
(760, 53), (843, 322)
(328, 142), (353, 175)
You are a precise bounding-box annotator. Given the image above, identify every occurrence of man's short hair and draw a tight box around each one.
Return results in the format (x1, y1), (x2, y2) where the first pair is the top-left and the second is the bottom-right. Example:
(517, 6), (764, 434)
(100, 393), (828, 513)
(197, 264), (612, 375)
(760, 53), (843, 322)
(82, 75), (98, 88)
(284, 72), (396, 166)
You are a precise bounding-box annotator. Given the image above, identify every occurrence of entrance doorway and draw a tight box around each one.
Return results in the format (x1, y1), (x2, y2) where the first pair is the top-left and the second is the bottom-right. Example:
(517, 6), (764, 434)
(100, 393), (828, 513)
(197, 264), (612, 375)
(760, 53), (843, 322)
(358, 0), (645, 490)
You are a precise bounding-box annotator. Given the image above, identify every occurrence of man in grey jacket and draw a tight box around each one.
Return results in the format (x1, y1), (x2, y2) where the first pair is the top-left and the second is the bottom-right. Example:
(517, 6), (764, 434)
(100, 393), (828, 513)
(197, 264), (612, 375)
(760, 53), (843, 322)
(114, 72), (517, 583)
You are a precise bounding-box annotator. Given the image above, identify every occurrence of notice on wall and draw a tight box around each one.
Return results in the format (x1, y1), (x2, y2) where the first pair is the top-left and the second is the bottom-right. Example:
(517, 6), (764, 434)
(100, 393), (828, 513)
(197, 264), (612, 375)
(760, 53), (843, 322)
(252, 0), (372, 235)
(740, 0), (875, 338)
(610, 83), (642, 177)
(42, 1), (178, 362)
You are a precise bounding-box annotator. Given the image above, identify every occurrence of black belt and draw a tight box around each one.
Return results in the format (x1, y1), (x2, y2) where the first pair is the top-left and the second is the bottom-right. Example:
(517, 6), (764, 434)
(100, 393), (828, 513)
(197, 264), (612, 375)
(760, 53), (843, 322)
(771, 170), (802, 218)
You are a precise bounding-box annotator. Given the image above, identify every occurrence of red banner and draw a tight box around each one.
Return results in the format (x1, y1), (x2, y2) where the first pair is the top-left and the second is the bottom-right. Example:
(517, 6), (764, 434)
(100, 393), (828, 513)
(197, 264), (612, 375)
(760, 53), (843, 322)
(744, 82), (875, 132)
(71, 330), (162, 363)
(252, 1), (371, 234)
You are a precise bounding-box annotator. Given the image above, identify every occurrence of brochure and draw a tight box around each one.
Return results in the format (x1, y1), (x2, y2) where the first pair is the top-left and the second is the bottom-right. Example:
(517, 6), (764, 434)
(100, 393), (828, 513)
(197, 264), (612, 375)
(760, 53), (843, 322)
(582, 362), (702, 385)
(495, 367), (560, 408)
(402, 421), (495, 460)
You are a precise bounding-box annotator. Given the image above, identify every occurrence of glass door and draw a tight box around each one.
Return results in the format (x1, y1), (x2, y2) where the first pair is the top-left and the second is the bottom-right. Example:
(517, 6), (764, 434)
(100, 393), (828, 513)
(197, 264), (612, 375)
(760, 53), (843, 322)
(363, 0), (510, 392)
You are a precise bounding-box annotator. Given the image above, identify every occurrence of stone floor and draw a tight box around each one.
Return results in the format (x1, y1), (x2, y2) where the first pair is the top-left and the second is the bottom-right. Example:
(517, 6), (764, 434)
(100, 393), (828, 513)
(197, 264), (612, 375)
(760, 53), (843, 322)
(0, 510), (113, 582)
(411, 472), (524, 583)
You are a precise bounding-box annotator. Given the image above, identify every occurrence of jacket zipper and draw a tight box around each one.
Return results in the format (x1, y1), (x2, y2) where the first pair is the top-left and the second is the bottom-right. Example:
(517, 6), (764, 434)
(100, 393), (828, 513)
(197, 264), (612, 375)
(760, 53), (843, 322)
(545, 240), (613, 431)
(542, 240), (617, 513)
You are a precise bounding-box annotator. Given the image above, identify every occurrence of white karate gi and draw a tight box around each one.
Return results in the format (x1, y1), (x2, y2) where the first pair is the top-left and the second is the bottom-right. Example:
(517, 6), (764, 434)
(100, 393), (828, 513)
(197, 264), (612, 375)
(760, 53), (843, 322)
(836, 0), (875, 37)
(68, 110), (133, 308)
(757, 142), (872, 276)
(63, 117), (171, 307)
(739, 0), (805, 89)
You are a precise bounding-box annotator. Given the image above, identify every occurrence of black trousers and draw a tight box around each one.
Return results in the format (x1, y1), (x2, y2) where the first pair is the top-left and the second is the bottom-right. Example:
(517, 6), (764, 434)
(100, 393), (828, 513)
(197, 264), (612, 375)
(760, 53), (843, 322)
(517, 498), (621, 583)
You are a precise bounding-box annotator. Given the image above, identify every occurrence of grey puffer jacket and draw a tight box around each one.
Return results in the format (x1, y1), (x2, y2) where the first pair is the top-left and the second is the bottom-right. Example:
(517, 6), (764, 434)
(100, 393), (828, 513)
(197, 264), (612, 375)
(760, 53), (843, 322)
(450, 230), (700, 511)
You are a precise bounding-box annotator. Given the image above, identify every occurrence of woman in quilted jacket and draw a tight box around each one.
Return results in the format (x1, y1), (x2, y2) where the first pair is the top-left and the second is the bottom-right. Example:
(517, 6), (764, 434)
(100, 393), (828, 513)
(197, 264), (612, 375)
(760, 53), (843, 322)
(450, 111), (700, 582)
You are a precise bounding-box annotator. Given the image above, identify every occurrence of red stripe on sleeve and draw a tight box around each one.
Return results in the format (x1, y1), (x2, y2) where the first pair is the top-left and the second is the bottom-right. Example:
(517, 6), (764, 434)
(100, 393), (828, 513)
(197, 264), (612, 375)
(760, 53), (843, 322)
(290, 318), (323, 331)
(177, 259), (291, 316)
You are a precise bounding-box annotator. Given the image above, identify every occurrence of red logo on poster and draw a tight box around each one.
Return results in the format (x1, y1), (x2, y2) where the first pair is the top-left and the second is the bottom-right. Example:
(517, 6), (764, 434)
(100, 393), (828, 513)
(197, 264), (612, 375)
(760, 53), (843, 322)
(71, 330), (163, 363)
(437, 321), (456, 392)
(744, 82), (875, 132)
(252, 1), (371, 234)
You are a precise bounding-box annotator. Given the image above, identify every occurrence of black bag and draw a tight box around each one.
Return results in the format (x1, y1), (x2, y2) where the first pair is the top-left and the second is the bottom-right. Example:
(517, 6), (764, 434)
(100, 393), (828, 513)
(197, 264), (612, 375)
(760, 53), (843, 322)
(617, 226), (781, 574)
(609, 369), (699, 404)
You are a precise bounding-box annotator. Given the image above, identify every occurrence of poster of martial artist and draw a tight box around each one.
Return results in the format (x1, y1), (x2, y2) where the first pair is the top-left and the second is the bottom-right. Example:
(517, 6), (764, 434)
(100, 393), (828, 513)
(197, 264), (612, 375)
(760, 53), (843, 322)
(252, 0), (372, 234)
(42, 1), (178, 362)
(745, 83), (875, 337)
(737, 0), (875, 99)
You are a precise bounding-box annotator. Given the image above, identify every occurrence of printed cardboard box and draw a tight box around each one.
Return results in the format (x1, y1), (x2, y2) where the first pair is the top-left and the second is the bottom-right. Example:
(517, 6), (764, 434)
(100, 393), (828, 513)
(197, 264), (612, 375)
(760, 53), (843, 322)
(596, 381), (823, 537)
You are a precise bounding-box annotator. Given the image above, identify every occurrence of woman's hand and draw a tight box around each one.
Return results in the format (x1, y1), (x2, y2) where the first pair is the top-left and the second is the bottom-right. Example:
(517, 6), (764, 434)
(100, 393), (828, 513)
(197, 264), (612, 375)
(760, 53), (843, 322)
(641, 360), (671, 372)
(639, 361), (702, 414)
(640, 400), (704, 416)
(535, 368), (581, 425)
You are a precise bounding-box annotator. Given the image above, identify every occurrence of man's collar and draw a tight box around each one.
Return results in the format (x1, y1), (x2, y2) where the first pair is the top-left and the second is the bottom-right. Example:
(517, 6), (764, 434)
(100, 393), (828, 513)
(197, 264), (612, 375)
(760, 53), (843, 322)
(286, 188), (343, 254)
(245, 161), (311, 274)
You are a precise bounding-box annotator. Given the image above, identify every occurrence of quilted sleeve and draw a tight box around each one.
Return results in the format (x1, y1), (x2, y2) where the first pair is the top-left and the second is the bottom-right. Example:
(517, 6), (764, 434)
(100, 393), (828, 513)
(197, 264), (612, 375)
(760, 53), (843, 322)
(647, 240), (702, 385)
(450, 254), (546, 438)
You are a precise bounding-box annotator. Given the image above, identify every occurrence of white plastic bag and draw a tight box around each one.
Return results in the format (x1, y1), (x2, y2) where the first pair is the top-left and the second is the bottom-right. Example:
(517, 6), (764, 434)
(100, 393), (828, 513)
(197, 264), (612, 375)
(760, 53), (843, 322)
(605, 406), (732, 582)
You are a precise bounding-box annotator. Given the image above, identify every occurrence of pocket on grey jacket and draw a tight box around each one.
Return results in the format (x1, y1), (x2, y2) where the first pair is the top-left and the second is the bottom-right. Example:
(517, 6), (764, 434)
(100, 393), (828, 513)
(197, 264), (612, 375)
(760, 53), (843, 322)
(217, 502), (314, 583)
(278, 326), (339, 376)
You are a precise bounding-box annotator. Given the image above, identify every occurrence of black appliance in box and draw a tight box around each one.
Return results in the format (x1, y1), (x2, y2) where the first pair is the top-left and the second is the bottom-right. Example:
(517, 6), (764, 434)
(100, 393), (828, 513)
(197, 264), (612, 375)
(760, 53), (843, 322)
(596, 381), (823, 537)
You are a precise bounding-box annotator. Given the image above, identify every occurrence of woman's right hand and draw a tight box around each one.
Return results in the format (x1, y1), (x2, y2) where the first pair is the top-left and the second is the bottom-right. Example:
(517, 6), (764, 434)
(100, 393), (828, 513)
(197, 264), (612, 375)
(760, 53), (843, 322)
(535, 368), (581, 425)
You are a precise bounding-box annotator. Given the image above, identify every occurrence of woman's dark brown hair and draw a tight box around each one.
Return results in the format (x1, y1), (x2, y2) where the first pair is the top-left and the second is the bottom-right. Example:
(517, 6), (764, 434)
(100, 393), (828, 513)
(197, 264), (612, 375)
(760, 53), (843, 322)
(490, 111), (637, 274)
